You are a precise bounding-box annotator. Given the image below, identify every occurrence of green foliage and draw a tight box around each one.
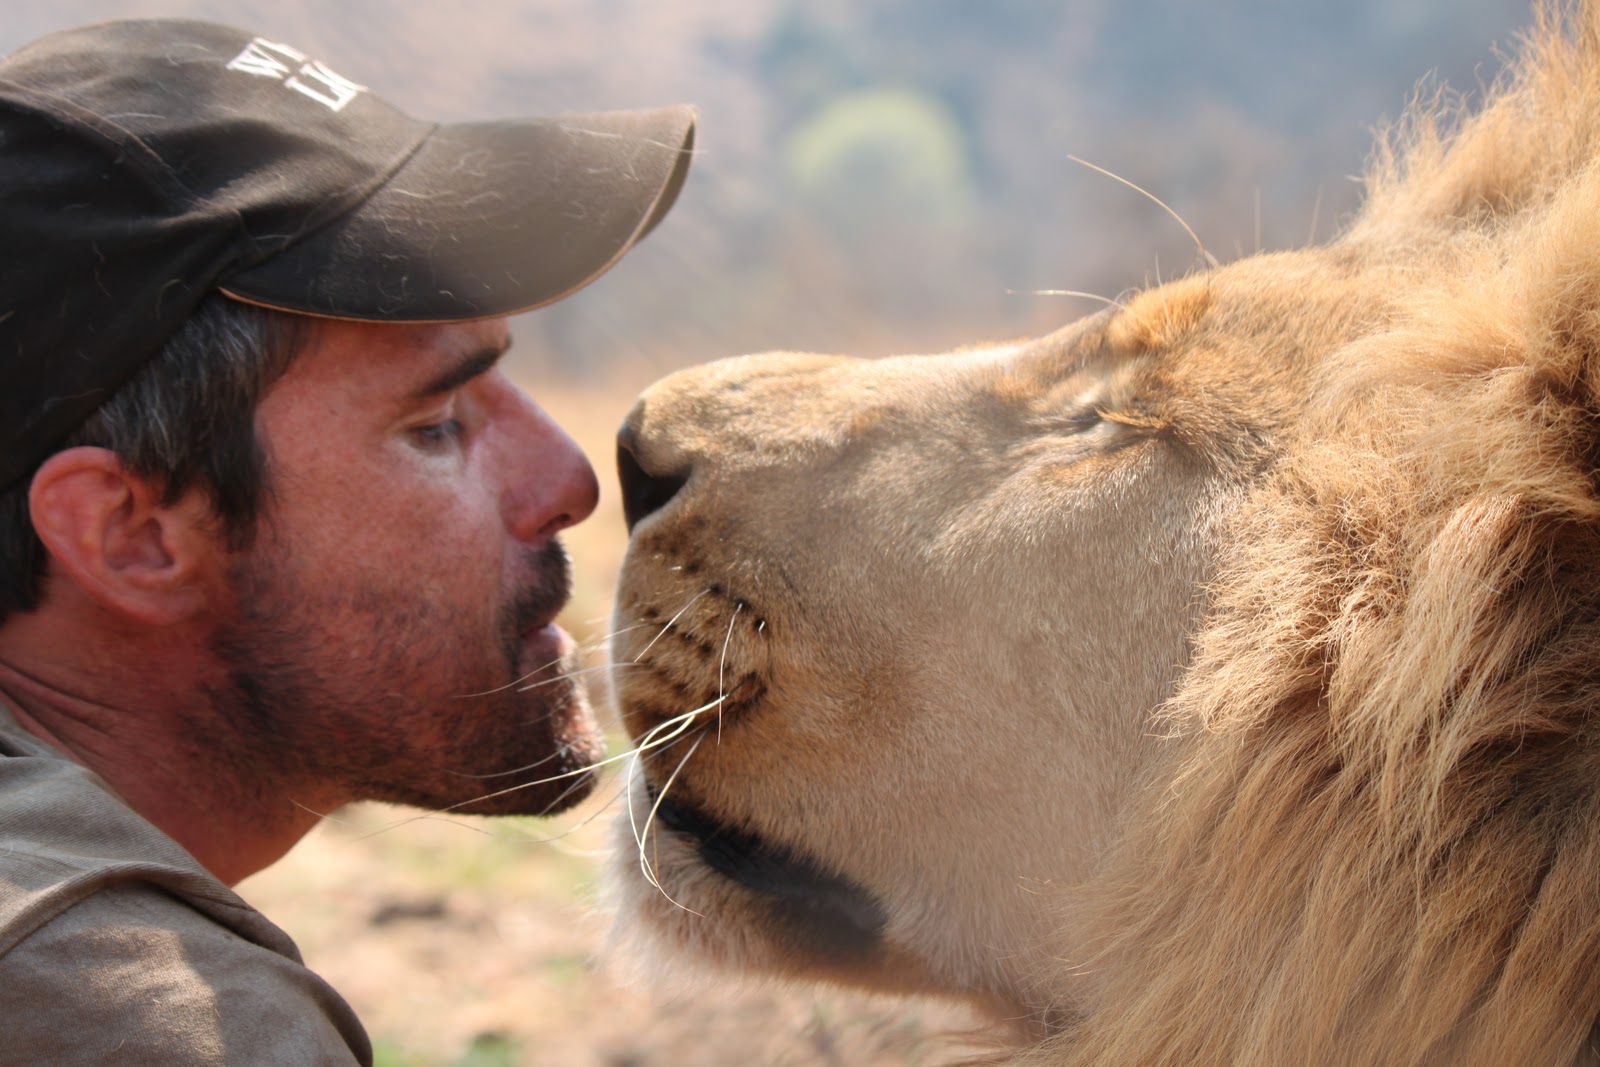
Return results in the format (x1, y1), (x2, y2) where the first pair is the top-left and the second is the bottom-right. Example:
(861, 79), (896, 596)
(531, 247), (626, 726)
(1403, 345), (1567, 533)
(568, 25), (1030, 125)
(454, 1033), (521, 1067)
(782, 87), (976, 235)
(371, 1040), (431, 1067)
(370, 1033), (523, 1067)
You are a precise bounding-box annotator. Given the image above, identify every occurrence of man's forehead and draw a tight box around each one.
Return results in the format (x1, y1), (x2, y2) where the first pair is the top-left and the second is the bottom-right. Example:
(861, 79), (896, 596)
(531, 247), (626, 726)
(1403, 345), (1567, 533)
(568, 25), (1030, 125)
(261, 315), (513, 412)
(298, 316), (509, 374)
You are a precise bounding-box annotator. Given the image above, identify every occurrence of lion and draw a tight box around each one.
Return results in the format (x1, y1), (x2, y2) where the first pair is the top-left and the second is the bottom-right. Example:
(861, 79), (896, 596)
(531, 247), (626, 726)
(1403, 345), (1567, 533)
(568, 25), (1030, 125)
(604, 4), (1600, 1064)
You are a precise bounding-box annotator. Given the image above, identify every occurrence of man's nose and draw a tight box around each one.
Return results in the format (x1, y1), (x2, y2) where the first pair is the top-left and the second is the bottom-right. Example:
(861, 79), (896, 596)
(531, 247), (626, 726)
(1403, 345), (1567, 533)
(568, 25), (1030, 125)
(497, 383), (599, 541)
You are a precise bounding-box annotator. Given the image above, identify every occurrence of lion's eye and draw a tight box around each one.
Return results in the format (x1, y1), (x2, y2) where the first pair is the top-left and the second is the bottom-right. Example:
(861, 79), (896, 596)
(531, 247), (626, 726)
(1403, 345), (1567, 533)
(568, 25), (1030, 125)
(1061, 409), (1104, 433)
(1038, 374), (1110, 431)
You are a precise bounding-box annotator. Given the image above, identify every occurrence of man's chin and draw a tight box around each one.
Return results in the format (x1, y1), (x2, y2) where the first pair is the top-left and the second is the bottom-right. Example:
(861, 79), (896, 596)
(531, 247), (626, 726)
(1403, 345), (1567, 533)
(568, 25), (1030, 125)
(444, 763), (602, 816)
(446, 685), (606, 817)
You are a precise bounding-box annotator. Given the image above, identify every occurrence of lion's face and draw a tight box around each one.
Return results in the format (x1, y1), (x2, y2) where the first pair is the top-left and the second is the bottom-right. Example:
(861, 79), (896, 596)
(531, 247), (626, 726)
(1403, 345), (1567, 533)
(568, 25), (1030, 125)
(607, 11), (1600, 1063)
(606, 250), (1382, 1014)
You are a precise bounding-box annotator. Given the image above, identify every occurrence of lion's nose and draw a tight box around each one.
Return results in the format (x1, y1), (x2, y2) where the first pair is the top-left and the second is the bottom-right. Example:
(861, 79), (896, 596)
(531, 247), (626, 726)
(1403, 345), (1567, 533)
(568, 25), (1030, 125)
(617, 425), (690, 532)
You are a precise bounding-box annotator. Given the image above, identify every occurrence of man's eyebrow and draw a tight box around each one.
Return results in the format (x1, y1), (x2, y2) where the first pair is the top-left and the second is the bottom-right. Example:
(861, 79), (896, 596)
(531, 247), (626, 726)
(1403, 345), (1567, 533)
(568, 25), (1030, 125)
(409, 342), (510, 400)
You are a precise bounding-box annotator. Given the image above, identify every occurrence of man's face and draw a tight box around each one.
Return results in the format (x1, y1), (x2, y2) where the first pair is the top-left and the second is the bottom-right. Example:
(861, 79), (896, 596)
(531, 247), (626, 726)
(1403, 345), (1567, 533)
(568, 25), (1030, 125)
(206, 316), (604, 816)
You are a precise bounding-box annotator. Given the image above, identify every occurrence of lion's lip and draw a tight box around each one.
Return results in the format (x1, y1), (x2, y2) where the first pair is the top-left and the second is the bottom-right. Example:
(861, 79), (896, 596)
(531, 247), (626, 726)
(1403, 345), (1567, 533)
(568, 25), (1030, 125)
(643, 781), (889, 962)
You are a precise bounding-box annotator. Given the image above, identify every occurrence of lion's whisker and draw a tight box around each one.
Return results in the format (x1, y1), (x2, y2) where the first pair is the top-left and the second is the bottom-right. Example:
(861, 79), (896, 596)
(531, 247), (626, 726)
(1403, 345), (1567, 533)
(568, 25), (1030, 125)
(365, 704), (721, 841)
(634, 589), (711, 662)
(496, 738), (708, 849)
(447, 695), (722, 786)
(441, 734), (598, 782)
(453, 618), (664, 700)
(1005, 288), (1126, 310)
(455, 655), (573, 698)
(634, 733), (706, 915)
(716, 603), (743, 742)
(516, 662), (638, 692)
(1068, 154), (1220, 270)
(575, 621), (663, 660)
(625, 743), (659, 889)
(440, 734), (597, 781)
(627, 709), (722, 887)
(346, 723), (708, 845)
(1254, 186), (1262, 255)
(528, 739), (713, 852)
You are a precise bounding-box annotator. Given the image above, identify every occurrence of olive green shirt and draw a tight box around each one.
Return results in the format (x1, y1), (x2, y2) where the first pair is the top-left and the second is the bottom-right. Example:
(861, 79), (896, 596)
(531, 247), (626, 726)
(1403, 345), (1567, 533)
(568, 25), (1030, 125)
(0, 701), (371, 1065)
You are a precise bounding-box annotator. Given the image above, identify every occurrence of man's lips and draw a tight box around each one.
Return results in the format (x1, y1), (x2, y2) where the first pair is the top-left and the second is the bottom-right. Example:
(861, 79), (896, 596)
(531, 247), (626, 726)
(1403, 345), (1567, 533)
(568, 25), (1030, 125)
(506, 540), (577, 647)
(518, 620), (574, 669)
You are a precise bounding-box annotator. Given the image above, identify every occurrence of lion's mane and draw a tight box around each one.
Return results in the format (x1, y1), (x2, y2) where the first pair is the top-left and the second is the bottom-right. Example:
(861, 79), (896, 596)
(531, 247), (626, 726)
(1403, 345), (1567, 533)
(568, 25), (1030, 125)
(1029, 6), (1600, 1064)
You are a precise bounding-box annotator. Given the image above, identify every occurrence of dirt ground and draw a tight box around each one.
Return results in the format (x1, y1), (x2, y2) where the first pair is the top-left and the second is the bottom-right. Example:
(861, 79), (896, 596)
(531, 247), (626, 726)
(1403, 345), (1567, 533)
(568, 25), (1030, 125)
(236, 378), (992, 1067)
(239, 798), (988, 1067)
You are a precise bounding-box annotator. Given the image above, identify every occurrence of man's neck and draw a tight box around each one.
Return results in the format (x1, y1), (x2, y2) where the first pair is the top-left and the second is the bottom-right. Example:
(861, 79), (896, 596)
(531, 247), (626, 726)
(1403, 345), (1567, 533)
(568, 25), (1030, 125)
(0, 618), (337, 886)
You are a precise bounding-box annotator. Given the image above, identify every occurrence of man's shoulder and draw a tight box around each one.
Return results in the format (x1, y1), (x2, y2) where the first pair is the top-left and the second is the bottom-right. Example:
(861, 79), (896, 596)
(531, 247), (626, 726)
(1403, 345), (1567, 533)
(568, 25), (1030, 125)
(3, 880), (372, 1065)
(0, 711), (372, 1065)
(0, 717), (249, 953)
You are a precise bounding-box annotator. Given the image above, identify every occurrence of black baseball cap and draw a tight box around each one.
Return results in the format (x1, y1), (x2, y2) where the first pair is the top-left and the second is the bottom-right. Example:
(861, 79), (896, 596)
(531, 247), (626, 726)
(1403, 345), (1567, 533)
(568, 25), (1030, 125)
(0, 18), (696, 490)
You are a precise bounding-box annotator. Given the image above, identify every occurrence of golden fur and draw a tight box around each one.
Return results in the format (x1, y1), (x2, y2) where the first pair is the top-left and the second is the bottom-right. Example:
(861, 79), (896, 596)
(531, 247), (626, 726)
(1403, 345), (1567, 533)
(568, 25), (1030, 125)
(607, 5), (1600, 1063)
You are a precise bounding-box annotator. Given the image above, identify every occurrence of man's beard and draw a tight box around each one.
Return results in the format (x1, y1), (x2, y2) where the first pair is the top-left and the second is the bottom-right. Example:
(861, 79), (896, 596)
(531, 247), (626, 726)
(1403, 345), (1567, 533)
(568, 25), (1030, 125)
(200, 539), (603, 818)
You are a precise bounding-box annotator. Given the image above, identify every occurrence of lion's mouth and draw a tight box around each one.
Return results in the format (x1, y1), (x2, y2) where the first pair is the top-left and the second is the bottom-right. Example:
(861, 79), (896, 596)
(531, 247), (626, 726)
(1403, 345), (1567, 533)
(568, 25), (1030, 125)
(645, 783), (889, 963)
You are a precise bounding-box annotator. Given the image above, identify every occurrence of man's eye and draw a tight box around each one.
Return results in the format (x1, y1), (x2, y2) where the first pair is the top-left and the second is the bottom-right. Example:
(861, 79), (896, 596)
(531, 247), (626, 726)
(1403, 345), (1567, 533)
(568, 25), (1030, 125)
(411, 417), (465, 449)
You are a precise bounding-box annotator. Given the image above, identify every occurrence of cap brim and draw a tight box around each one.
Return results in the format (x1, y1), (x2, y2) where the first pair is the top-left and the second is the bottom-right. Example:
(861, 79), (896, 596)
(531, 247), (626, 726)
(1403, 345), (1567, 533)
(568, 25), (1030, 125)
(220, 104), (695, 323)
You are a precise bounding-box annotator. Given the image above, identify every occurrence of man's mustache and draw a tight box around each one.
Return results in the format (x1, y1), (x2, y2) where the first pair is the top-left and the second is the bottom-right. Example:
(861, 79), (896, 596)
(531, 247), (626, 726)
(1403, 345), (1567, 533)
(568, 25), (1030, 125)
(504, 540), (575, 639)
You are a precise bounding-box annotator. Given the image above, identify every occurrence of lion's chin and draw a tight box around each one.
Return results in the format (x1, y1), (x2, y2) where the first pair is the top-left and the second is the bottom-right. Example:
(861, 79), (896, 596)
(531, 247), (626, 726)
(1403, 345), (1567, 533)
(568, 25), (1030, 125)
(610, 773), (978, 1001)
(646, 787), (889, 964)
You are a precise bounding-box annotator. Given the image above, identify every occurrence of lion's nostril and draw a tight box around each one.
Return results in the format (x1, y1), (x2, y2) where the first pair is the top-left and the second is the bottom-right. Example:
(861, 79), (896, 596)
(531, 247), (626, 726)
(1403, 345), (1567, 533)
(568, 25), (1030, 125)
(617, 429), (690, 532)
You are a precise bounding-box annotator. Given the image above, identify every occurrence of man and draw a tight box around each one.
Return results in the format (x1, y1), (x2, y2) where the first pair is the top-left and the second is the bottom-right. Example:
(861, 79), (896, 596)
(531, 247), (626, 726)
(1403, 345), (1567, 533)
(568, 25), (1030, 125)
(0, 18), (694, 1065)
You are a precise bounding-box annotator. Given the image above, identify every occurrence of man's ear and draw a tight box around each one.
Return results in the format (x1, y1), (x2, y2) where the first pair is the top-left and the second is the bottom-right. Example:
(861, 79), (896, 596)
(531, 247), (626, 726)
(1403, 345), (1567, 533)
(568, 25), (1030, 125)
(28, 447), (218, 624)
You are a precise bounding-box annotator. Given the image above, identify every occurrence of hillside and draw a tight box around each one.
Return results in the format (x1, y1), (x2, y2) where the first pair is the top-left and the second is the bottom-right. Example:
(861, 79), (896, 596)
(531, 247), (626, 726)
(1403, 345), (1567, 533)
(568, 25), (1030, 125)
(6, 0), (1531, 375)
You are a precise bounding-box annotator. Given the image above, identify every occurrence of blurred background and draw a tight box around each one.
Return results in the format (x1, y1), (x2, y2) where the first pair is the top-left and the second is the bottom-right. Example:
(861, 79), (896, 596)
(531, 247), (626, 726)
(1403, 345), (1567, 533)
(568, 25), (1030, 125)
(6, 2), (1533, 1065)
(7, 0), (1533, 373)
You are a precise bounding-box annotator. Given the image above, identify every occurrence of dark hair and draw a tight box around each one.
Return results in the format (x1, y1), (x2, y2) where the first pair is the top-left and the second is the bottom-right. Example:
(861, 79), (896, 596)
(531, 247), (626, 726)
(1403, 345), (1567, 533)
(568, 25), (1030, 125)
(0, 294), (307, 622)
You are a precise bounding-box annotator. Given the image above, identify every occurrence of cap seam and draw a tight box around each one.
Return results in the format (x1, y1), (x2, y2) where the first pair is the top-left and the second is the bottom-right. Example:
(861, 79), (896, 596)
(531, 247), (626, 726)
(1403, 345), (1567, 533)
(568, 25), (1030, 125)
(223, 118), (439, 274)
